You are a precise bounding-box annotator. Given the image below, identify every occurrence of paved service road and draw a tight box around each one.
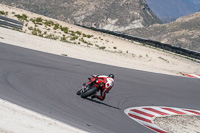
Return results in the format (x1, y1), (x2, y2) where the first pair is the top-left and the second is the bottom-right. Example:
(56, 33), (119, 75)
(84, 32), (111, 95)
(0, 42), (200, 133)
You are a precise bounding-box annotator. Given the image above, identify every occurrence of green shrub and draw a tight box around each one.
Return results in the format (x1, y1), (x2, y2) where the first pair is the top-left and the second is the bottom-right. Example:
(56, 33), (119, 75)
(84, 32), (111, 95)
(61, 35), (67, 41)
(53, 23), (60, 30)
(158, 57), (169, 63)
(36, 17), (43, 22)
(70, 31), (76, 36)
(35, 28), (41, 33)
(76, 31), (82, 35)
(83, 34), (94, 38)
(87, 35), (93, 38)
(83, 33), (87, 37)
(32, 17), (43, 25)
(70, 36), (78, 40)
(15, 14), (28, 21)
(54, 36), (59, 40)
(44, 20), (54, 27)
(28, 26), (33, 30)
(113, 46), (117, 49)
(68, 30), (76, 35)
(45, 34), (59, 40)
(99, 46), (106, 50)
(30, 18), (36, 24)
(62, 54), (68, 56)
(32, 30), (37, 36)
(79, 38), (86, 43)
(79, 38), (92, 45)
(142, 43), (146, 46)
(31, 28), (42, 36)
(87, 42), (93, 46)
(39, 34), (43, 37)
(0, 11), (8, 16)
(60, 27), (69, 34)
(36, 22), (43, 25)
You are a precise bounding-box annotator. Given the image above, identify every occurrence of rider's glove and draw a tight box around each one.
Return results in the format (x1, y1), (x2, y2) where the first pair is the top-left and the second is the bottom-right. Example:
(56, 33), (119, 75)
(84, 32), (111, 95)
(92, 74), (98, 78)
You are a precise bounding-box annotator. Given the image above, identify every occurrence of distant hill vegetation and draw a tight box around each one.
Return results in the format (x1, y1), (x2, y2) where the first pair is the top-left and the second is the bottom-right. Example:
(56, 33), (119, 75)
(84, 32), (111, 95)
(146, 0), (200, 23)
(0, 0), (162, 31)
(125, 12), (200, 52)
(1, 0), (199, 52)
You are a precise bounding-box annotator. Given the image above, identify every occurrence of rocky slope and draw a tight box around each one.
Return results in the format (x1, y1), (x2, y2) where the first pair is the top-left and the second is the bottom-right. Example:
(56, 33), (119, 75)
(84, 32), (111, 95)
(0, 0), (161, 31)
(125, 12), (200, 52)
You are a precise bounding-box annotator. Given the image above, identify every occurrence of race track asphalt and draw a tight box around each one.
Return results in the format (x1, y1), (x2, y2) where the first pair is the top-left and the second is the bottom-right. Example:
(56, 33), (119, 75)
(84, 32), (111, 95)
(0, 42), (200, 133)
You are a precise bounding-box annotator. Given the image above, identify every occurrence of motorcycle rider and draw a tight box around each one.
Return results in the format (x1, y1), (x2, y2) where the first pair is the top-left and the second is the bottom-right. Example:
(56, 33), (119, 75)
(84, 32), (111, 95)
(90, 74), (114, 101)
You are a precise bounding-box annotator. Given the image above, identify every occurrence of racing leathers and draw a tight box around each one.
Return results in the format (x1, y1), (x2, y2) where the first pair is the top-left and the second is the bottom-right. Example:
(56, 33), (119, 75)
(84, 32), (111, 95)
(89, 75), (114, 101)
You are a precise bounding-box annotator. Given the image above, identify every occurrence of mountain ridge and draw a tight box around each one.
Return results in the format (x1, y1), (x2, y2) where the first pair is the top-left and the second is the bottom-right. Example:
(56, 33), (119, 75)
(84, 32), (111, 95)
(125, 12), (200, 52)
(0, 0), (162, 31)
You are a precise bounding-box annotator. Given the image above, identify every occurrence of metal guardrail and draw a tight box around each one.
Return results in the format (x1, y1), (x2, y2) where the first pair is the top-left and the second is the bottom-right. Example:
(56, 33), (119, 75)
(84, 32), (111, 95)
(0, 15), (24, 30)
(75, 24), (200, 60)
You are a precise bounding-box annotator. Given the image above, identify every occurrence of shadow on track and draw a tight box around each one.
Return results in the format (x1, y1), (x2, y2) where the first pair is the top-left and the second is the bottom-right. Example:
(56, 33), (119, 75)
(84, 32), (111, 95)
(85, 98), (121, 110)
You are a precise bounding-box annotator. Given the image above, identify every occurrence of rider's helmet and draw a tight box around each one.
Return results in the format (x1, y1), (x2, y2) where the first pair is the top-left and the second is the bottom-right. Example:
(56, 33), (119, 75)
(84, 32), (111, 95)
(108, 74), (114, 79)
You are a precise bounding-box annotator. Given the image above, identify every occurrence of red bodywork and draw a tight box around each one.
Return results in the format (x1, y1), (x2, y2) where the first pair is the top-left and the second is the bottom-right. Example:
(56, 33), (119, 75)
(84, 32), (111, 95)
(87, 77), (112, 101)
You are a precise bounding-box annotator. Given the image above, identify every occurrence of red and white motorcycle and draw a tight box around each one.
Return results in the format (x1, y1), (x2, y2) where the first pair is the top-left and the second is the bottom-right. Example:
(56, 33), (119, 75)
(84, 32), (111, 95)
(77, 75), (104, 98)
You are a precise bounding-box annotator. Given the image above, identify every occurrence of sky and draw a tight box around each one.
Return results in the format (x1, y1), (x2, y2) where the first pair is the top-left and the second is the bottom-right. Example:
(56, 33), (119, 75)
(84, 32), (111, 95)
(146, 0), (200, 22)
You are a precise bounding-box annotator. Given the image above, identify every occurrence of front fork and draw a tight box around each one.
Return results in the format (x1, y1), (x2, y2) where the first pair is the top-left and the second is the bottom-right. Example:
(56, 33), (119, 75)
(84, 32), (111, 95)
(81, 83), (90, 93)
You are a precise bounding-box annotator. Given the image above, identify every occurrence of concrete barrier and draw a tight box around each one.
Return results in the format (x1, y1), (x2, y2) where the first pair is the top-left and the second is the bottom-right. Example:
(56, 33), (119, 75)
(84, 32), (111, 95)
(0, 15), (23, 30)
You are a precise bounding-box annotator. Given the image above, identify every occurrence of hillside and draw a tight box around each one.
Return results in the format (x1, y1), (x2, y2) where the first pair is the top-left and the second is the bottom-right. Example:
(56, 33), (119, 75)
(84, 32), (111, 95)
(0, 4), (200, 77)
(0, 0), (162, 31)
(125, 12), (200, 52)
(146, 0), (200, 23)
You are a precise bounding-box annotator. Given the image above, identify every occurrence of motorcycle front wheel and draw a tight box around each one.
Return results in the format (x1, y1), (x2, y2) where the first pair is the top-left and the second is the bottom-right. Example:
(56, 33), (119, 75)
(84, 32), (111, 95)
(81, 86), (98, 98)
(76, 90), (82, 95)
